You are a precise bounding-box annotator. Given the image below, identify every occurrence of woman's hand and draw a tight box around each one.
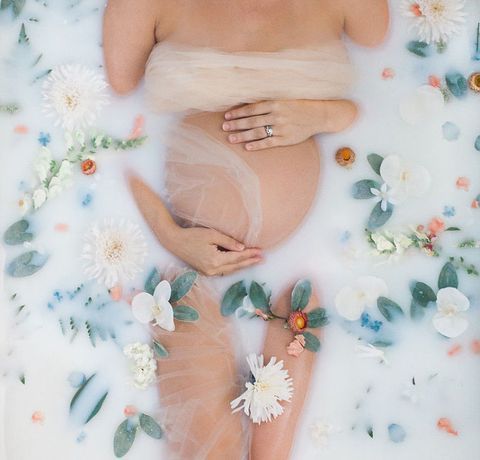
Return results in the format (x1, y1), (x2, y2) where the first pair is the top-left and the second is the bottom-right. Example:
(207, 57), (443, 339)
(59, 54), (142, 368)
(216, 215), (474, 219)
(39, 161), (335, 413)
(222, 99), (357, 151)
(171, 226), (263, 277)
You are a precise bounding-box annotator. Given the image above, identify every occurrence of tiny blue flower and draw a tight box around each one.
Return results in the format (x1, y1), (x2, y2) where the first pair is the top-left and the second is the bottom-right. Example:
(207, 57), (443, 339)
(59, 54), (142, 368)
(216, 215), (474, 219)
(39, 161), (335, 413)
(53, 290), (63, 302)
(339, 230), (351, 244)
(76, 431), (87, 443)
(360, 312), (383, 332)
(38, 131), (51, 146)
(82, 193), (93, 207)
(442, 206), (456, 218)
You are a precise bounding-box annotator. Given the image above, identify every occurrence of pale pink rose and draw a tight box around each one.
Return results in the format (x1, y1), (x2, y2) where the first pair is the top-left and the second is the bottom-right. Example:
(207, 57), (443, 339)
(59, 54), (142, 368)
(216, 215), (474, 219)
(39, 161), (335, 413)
(287, 335), (306, 357)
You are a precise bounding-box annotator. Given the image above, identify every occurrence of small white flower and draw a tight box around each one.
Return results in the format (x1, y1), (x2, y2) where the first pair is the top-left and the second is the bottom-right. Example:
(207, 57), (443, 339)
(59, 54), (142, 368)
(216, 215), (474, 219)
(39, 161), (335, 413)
(131, 280), (175, 331)
(123, 342), (157, 390)
(235, 295), (257, 319)
(310, 421), (339, 448)
(371, 183), (398, 212)
(34, 147), (52, 182)
(82, 218), (147, 288)
(42, 64), (109, 132)
(433, 287), (470, 338)
(231, 353), (293, 424)
(399, 85), (445, 126)
(400, 0), (466, 44)
(380, 155), (431, 203)
(32, 188), (47, 209)
(394, 233), (413, 252)
(355, 343), (389, 365)
(18, 194), (32, 214)
(335, 276), (388, 321)
(371, 232), (395, 252)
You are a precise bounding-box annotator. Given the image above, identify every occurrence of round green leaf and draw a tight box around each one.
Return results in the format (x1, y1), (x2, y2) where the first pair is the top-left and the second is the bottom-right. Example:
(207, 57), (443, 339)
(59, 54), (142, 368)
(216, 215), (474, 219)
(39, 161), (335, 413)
(351, 180), (381, 199)
(249, 281), (269, 311)
(367, 153), (384, 176)
(291, 279), (312, 311)
(139, 413), (163, 439)
(302, 331), (321, 352)
(367, 202), (393, 230)
(377, 297), (404, 322)
(114, 419), (137, 458)
(406, 40), (431, 57)
(446, 72), (468, 98)
(173, 305), (199, 322)
(438, 262), (458, 289)
(7, 250), (48, 277)
(170, 271), (198, 302)
(411, 281), (436, 306)
(306, 308), (329, 328)
(4, 219), (33, 245)
(221, 281), (247, 316)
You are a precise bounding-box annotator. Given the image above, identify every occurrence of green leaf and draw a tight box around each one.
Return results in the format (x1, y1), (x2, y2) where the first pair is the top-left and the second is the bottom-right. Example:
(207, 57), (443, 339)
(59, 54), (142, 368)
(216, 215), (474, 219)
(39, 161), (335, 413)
(114, 419), (137, 458)
(445, 227), (460, 232)
(372, 340), (393, 348)
(411, 281), (436, 306)
(249, 281), (269, 311)
(221, 281), (247, 316)
(7, 251), (48, 277)
(0, 0), (12, 10)
(139, 413), (163, 439)
(12, 0), (25, 16)
(69, 374), (108, 424)
(152, 340), (169, 358)
(406, 40), (431, 57)
(367, 202), (393, 230)
(173, 305), (199, 322)
(367, 153), (384, 176)
(144, 268), (161, 295)
(445, 72), (468, 98)
(18, 23), (28, 44)
(410, 299), (426, 321)
(351, 180), (380, 199)
(3, 219), (33, 245)
(438, 262), (458, 289)
(377, 297), (404, 322)
(170, 271), (197, 302)
(306, 308), (329, 328)
(302, 331), (321, 352)
(291, 279), (312, 311)
(85, 391), (108, 423)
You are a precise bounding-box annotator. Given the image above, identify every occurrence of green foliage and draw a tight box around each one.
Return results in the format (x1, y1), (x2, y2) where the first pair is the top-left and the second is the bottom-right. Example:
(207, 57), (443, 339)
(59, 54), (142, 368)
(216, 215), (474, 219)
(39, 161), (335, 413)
(438, 262), (458, 289)
(249, 281), (270, 312)
(367, 153), (384, 175)
(3, 219), (33, 245)
(291, 279), (312, 311)
(170, 271), (197, 302)
(302, 331), (321, 352)
(306, 308), (329, 328)
(351, 179), (380, 199)
(221, 281), (247, 316)
(368, 202), (393, 229)
(377, 297), (404, 322)
(173, 305), (199, 322)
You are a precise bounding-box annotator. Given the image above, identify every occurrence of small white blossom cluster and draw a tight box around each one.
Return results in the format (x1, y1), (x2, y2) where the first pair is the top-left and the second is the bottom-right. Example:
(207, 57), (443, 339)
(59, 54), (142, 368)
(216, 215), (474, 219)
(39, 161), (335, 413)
(368, 230), (413, 257)
(123, 342), (157, 390)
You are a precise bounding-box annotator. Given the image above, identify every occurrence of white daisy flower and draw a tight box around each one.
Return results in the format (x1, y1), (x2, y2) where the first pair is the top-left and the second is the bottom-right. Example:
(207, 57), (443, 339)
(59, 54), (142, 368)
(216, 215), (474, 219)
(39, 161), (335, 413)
(82, 219), (147, 288)
(42, 64), (109, 132)
(131, 280), (175, 331)
(123, 342), (157, 390)
(335, 276), (388, 321)
(370, 183), (398, 212)
(380, 155), (431, 203)
(231, 353), (293, 424)
(400, 0), (466, 44)
(433, 287), (470, 338)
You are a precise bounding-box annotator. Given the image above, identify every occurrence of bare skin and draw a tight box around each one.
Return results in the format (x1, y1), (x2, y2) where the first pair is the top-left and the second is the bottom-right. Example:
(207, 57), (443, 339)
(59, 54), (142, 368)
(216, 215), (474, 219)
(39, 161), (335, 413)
(104, 1), (389, 458)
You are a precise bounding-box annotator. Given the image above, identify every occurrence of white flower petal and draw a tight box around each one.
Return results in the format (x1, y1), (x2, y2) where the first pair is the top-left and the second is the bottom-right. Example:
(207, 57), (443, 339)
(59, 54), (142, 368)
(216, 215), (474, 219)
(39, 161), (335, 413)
(437, 287), (470, 312)
(433, 312), (468, 338)
(355, 276), (388, 306)
(155, 298), (175, 332)
(131, 292), (155, 323)
(335, 286), (366, 321)
(154, 280), (172, 303)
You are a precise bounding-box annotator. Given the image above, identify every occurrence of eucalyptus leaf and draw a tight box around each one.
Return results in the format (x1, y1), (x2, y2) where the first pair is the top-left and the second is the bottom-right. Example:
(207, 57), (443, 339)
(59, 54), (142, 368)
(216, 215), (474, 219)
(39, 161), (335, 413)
(410, 299), (426, 321)
(0, 0), (11, 8)
(302, 331), (321, 352)
(70, 373), (108, 424)
(372, 340), (393, 348)
(377, 297), (404, 322)
(3, 219), (33, 245)
(306, 308), (329, 328)
(406, 40), (430, 57)
(438, 262), (458, 289)
(221, 281), (247, 316)
(153, 340), (169, 358)
(351, 179), (380, 199)
(249, 281), (269, 311)
(367, 153), (384, 176)
(114, 419), (137, 458)
(367, 202), (393, 230)
(12, 0), (25, 16)
(144, 268), (161, 295)
(7, 250), (48, 277)
(173, 305), (199, 322)
(411, 281), (436, 306)
(170, 271), (197, 302)
(86, 391), (108, 423)
(139, 413), (163, 439)
(291, 279), (312, 311)
(18, 23), (28, 44)
(445, 72), (468, 98)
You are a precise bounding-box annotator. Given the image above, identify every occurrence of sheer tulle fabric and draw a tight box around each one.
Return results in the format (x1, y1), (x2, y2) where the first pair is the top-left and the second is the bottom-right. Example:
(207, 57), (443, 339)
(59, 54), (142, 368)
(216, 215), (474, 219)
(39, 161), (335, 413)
(145, 41), (353, 114)
(161, 122), (262, 246)
(153, 267), (249, 460)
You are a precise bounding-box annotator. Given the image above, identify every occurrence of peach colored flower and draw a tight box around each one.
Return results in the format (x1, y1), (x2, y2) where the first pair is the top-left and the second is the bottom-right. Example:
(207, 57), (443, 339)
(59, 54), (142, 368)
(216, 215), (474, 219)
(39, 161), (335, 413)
(123, 405), (138, 417)
(31, 411), (45, 424)
(437, 418), (458, 436)
(382, 68), (395, 79)
(470, 340), (480, 354)
(410, 3), (422, 16)
(447, 343), (462, 356)
(428, 75), (441, 88)
(287, 335), (306, 357)
(456, 176), (470, 191)
(255, 309), (269, 321)
(14, 124), (29, 134)
(128, 114), (145, 139)
(471, 199), (479, 209)
(109, 284), (123, 301)
(54, 223), (69, 232)
(428, 217), (445, 235)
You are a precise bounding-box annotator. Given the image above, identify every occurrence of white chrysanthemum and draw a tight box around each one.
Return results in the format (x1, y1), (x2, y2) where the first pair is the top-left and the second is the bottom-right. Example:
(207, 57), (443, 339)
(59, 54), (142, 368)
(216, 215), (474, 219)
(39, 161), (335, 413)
(433, 287), (470, 338)
(82, 219), (147, 288)
(400, 0), (466, 44)
(231, 354), (293, 424)
(123, 342), (157, 390)
(42, 64), (109, 131)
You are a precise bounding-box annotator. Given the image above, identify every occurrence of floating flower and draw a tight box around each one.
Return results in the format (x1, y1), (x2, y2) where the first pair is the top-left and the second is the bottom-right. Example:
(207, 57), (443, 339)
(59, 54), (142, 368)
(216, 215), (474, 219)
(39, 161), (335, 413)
(131, 280), (175, 331)
(469, 72), (480, 92)
(123, 405), (138, 417)
(355, 343), (389, 364)
(37, 131), (51, 146)
(47, 160), (74, 198)
(379, 155), (431, 203)
(31, 411), (45, 424)
(428, 75), (442, 88)
(310, 421), (337, 447)
(446, 343), (462, 356)
(400, 0), (466, 44)
(335, 147), (356, 167)
(335, 276), (388, 321)
(286, 334), (306, 357)
(82, 219), (147, 288)
(32, 188), (47, 210)
(428, 217), (445, 235)
(382, 68), (395, 80)
(42, 64), (108, 131)
(455, 176), (470, 191)
(399, 85), (445, 125)
(231, 354), (293, 424)
(433, 287), (470, 338)
(81, 158), (96, 175)
(14, 124), (28, 134)
(371, 183), (398, 212)
(123, 342), (157, 390)
(470, 340), (480, 354)
(34, 147), (52, 183)
(288, 311), (308, 333)
(437, 417), (459, 436)
(18, 195), (32, 214)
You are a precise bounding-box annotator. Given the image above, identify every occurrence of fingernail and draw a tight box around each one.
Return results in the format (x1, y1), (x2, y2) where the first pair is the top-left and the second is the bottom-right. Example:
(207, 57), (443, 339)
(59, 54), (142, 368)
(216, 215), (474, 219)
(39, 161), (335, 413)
(229, 135), (237, 142)
(222, 122), (230, 130)
(225, 112), (232, 120)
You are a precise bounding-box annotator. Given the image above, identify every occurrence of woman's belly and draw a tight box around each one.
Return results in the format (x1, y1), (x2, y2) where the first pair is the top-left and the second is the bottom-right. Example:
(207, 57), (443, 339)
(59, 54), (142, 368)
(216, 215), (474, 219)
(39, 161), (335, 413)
(165, 110), (321, 249)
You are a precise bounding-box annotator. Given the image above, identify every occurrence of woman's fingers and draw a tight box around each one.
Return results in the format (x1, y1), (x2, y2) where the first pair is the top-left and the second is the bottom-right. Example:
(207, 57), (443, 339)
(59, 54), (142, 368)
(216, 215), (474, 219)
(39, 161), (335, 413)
(222, 114), (274, 132)
(219, 247), (262, 264)
(227, 127), (270, 144)
(224, 101), (275, 120)
(217, 257), (263, 276)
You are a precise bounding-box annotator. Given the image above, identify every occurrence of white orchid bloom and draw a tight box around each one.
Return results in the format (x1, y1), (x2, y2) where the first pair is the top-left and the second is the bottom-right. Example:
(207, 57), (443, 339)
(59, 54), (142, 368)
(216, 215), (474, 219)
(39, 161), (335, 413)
(335, 276), (388, 321)
(433, 287), (470, 338)
(132, 280), (175, 331)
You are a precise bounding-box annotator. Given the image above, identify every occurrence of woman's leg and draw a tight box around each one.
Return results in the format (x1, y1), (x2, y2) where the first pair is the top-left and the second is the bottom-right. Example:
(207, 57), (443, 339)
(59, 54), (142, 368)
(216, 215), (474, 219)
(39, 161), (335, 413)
(152, 271), (246, 460)
(250, 281), (321, 460)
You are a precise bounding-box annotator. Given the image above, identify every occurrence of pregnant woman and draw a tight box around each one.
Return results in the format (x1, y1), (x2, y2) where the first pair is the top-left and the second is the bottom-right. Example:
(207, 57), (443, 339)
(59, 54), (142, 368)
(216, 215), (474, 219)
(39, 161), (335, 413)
(104, 1), (388, 458)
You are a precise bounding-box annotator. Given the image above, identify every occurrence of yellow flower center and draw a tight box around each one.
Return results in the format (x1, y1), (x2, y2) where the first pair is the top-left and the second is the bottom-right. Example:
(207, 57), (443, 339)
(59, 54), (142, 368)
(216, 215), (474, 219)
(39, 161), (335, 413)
(152, 303), (163, 316)
(295, 316), (306, 329)
(443, 304), (457, 316)
(64, 92), (80, 111)
(104, 239), (125, 264)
